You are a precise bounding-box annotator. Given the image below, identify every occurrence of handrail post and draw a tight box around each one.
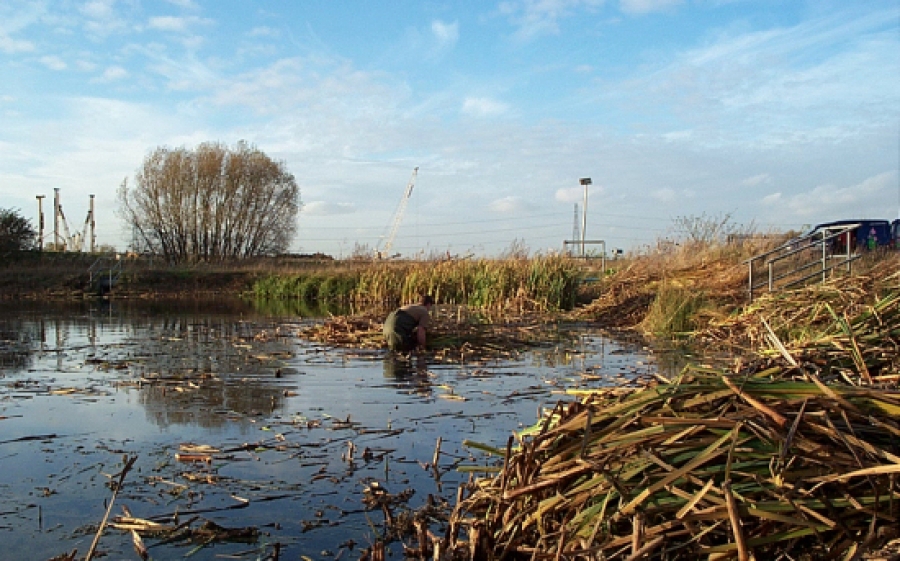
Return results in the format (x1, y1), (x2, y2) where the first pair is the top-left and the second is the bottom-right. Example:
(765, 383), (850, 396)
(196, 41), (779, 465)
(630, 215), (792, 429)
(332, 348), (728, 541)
(748, 259), (753, 301)
(768, 260), (773, 292)
(846, 230), (852, 273)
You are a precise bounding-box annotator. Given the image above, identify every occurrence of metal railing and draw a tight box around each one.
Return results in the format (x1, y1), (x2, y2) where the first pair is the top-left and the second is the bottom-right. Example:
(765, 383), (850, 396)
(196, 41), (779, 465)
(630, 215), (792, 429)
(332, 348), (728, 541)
(746, 223), (859, 301)
(88, 255), (123, 294)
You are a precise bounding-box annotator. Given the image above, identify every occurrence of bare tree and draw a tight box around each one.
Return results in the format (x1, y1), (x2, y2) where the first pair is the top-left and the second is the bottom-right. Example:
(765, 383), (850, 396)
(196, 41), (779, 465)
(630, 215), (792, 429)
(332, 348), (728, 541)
(118, 141), (300, 262)
(670, 211), (754, 247)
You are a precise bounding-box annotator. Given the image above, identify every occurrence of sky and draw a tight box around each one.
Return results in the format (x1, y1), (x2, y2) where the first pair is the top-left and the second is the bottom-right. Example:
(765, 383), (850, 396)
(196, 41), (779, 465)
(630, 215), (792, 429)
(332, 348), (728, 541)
(1, 0), (899, 258)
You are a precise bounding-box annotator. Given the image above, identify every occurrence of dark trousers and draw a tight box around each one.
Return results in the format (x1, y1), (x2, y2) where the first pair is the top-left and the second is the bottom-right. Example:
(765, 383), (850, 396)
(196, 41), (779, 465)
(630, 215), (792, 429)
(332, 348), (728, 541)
(384, 309), (417, 352)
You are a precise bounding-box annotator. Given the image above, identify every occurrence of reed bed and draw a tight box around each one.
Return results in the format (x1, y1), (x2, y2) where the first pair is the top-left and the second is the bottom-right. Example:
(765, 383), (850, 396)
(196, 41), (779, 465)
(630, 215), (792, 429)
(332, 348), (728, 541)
(577, 256), (748, 330)
(431, 269), (900, 560)
(703, 257), (900, 353)
(253, 255), (583, 313)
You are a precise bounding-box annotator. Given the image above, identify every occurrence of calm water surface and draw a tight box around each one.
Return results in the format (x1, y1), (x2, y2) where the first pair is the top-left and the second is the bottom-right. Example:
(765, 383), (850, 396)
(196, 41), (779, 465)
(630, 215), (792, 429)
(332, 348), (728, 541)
(0, 299), (676, 560)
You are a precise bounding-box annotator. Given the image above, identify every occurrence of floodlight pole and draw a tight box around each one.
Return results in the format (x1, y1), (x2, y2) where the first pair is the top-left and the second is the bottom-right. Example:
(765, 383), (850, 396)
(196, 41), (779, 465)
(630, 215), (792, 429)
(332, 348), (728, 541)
(580, 178), (592, 258)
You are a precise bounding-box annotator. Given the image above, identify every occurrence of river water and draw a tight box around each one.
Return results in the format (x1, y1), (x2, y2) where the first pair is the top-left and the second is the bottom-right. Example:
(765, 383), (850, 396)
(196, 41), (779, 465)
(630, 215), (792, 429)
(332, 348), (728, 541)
(0, 298), (678, 560)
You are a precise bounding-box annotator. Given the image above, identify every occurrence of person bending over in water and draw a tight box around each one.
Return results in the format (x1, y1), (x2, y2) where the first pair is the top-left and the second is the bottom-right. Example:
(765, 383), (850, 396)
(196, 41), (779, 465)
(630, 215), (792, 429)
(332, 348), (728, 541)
(383, 294), (434, 353)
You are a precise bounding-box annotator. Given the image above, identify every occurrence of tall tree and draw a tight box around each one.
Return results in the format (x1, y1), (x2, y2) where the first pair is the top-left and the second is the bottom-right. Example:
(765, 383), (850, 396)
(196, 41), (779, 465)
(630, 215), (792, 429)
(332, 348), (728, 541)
(0, 208), (36, 254)
(118, 141), (300, 262)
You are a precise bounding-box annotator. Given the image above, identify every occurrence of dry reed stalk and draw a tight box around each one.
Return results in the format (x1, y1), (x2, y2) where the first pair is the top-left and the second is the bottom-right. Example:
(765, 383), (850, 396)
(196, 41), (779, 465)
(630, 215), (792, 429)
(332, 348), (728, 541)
(85, 455), (138, 561)
(445, 349), (900, 560)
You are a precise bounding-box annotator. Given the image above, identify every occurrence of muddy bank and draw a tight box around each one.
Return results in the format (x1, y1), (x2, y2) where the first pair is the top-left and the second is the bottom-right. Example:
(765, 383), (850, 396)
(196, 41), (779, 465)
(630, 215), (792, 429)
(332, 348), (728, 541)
(0, 260), (259, 300)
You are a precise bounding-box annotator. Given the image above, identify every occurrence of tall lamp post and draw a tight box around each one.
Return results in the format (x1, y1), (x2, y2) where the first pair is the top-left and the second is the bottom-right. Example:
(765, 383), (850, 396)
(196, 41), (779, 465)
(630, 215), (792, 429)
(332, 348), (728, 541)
(579, 177), (591, 257)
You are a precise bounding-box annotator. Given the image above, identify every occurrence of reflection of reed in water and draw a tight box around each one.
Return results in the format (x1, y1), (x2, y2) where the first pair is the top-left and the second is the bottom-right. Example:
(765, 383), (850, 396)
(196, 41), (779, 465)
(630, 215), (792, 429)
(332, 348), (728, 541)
(0, 321), (34, 370)
(127, 317), (296, 429)
(249, 297), (353, 318)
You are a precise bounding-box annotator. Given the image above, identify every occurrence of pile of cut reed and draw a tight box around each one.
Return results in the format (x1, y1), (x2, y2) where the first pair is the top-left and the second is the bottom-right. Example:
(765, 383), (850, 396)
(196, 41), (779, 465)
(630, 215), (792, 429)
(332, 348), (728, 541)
(438, 284), (899, 560)
(296, 306), (569, 361)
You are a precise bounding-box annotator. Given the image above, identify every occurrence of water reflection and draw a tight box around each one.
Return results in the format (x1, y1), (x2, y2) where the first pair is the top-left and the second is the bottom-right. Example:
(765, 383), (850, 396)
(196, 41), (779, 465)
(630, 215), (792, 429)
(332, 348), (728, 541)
(0, 319), (34, 370)
(383, 353), (428, 379)
(0, 298), (680, 560)
(383, 353), (434, 400)
(249, 297), (353, 318)
(0, 298), (300, 430)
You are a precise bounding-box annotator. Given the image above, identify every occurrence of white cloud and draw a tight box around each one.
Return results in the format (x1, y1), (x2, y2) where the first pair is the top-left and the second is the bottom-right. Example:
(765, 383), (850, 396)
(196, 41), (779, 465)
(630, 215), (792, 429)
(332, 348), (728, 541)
(762, 192), (782, 205)
(148, 15), (212, 33)
(762, 171), (896, 218)
(613, 8), (900, 148)
(489, 196), (527, 213)
(141, 43), (220, 92)
(149, 16), (188, 32)
(40, 55), (67, 71)
(0, 34), (34, 53)
(303, 201), (356, 216)
(620, 0), (683, 15)
(80, 0), (129, 36)
(248, 26), (279, 38)
(651, 188), (675, 202)
(165, 0), (199, 8)
(500, 0), (604, 40)
(98, 65), (128, 82)
(555, 185), (602, 203)
(662, 129), (692, 142)
(742, 173), (771, 187)
(76, 59), (98, 72)
(431, 20), (459, 49)
(80, 0), (115, 21)
(461, 96), (509, 117)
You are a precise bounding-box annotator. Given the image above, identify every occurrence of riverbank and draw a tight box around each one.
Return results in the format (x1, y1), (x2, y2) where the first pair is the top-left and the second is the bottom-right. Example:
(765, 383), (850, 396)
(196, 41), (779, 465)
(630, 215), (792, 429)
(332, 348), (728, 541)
(4, 248), (897, 338)
(432, 264), (900, 560)
(3, 249), (899, 559)
(292, 251), (900, 560)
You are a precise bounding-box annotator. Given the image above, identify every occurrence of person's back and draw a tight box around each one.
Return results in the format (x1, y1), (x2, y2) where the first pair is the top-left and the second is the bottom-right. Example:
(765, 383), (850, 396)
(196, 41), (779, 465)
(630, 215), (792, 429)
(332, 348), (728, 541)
(383, 295), (434, 352)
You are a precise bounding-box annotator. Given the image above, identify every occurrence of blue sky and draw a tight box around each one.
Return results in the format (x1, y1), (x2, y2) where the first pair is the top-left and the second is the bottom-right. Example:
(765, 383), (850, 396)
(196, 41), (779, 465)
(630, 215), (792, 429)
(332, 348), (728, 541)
(1, 0), (898, 257)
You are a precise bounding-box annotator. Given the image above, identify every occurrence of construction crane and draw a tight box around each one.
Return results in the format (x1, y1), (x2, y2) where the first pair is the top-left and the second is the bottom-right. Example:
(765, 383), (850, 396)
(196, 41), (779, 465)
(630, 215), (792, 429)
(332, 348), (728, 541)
(51, 189), (95, 252)
(376, 167), (418, 259)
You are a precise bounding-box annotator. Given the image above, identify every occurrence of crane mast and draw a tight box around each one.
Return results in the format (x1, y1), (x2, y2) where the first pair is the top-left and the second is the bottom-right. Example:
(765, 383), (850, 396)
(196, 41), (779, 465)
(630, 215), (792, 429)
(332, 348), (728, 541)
(51, 189), (96, 252)
(377, 167), (418, 258)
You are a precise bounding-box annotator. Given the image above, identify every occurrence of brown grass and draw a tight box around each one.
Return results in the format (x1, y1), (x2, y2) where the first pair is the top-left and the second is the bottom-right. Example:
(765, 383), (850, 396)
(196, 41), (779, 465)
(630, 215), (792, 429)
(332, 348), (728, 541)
(419, 260), (900, 560)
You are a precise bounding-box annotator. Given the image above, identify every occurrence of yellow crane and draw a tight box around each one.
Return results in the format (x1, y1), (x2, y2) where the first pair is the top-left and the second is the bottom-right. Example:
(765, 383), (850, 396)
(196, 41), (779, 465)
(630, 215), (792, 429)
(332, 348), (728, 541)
(376, 167), (418, 259)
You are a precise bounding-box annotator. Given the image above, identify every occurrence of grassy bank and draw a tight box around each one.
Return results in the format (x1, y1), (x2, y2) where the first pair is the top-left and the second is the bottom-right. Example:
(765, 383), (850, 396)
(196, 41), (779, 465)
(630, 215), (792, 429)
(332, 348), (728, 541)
(5, 245), (897, 334)
(5, 244), (899, 559)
